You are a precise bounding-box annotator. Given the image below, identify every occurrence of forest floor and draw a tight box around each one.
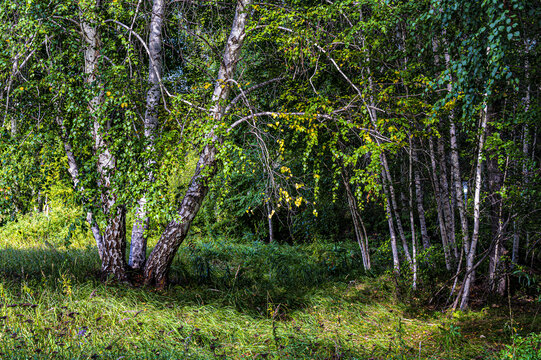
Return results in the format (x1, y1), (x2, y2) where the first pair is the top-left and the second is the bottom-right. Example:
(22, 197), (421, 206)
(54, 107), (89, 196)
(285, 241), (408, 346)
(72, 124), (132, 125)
(0, 210), (539, 359)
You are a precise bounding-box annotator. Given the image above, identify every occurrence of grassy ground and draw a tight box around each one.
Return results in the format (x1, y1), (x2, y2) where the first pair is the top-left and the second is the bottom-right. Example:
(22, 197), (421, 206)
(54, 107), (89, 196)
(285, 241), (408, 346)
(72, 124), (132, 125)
(0, 210), (539, 359)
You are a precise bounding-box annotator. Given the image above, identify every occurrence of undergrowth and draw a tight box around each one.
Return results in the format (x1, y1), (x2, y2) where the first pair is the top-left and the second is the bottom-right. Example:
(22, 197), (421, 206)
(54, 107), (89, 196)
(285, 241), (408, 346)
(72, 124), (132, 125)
(0, 209), (539, 359)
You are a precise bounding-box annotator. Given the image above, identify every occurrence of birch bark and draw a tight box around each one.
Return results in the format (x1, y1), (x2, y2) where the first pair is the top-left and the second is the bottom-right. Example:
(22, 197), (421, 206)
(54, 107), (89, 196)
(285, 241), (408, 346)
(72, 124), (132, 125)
(129, 0), (166, 270)
(341, 170), (371, 271)
(81, 1), (128, 280)
(143, 0), (253, 287)
(459, 103), (489, 310)
(381, 155), (412, 265)
(429, 137), (452, 270)
(409, 139), (417, 290)
(411, 139), (430, 251)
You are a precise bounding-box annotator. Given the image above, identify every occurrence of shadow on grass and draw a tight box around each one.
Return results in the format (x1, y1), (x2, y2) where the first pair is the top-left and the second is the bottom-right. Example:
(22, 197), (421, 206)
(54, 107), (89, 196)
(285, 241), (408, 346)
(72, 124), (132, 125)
(0, 240), (376, 315)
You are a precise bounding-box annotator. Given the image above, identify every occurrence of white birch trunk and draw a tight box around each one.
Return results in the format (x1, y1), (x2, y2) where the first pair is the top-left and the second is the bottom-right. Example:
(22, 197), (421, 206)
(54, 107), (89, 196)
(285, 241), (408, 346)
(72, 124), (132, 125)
(129, 0), (166, 270)
(381, 154), (412, 265)
(459, 103), (489, 310)
(411, 139), (430, 251)
(409, 139), (417, 290)
(81, 1), (128, 280)
(143, 0), (253, 287)
(381, 164), (400, 273)
(428, 138), (452, 270)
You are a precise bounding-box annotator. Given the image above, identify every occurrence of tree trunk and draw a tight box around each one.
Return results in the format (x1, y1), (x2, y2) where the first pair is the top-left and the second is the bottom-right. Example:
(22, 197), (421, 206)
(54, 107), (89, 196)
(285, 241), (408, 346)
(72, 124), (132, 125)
(511, 222), (519, 266)
(81, 1), (128, 281)
(444, 39), (470, 273)
(143, 144), (217, 287)
(101, 207), (127, 280)
(437, 137), (458, 260)
(265, 196), (275, 243)
(433, 36), (459, 262)
(381, 162), (400, 273)
(8, 59), (18, 137)
(56, 116), (104, 257)
(342, 169), (371, 271)
(381, 154), (412, 265)
(409, 139), (417, 290)
(130, 0), (166, 270)
(143, 0), (253, 287)
(411, 139), (430, 251)
(459, 102), (489, 310)
(428, 137), (452, 270)
(487, 147), (505, 294)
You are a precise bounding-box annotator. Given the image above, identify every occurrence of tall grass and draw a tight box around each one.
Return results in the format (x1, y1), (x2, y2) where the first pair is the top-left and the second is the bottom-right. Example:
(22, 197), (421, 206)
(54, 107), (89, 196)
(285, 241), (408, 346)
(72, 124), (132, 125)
(0, 207), (539, 359)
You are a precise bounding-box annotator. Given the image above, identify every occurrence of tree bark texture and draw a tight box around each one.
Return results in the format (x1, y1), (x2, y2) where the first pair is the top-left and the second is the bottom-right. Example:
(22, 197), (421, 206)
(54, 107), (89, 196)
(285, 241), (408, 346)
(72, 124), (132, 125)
(381, 154), (412, 265)
(82, 2), (128, 281)
(342, 170), (371, 271)
(411, 139), (430, 251)
(130, 0), (166, 270)
(428, 137), (452, 270)
(143, 0), (253, 287)
(459, 102), (489, 310)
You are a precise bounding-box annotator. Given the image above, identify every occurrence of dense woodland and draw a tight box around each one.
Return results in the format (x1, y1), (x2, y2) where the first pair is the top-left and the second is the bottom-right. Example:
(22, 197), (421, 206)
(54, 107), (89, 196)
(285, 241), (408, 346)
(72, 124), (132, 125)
(0, 0), (540, 315)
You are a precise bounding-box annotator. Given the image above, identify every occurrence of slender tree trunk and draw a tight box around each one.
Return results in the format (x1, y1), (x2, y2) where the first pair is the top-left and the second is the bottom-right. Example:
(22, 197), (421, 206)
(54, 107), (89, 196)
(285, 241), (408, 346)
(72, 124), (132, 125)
(409, 139), (417, 290)
(511, 222), (519, 266)
(265, 193), (274, 243)
(517, 45), (531, 270)
(411, 139), (430, 250)
(81, 1), (128, 281)
(437, 137), (458, 259)
(444, 39), (470, 271)
(129, 0), (166, 270)
(381, 154), (412, 265)
(8, 59), (18, 137)
(383, 182), (400, 274)
(487, 147), (505, 294)
(459, 102), (489, 310)
(429, 138), (452, 270)
(342, 169), (371, 271)
(143, 0), (253, 287)
(430, 39), (460, 262)
(522, 42), (531, 181)
(56, 117), (104, 257)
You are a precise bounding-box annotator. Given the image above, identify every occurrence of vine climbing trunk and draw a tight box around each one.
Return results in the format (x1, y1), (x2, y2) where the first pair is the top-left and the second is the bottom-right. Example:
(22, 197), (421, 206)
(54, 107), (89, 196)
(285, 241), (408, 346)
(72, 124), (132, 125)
(143, 0), (253, 287)
(81, 1), (128, 281)
(129, 0), (166, 270)
(56, 117), (104, 258)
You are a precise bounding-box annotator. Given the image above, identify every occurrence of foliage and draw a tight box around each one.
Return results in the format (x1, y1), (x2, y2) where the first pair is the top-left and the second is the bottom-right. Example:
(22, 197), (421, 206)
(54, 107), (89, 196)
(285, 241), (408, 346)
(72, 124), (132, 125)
(0, 0), (539, 307)
(497, 333), (541, 360)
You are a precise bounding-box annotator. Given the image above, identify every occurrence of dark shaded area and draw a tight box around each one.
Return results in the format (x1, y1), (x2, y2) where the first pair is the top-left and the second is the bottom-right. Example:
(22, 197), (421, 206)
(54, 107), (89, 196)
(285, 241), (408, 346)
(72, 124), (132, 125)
(0, 241), (375, 314)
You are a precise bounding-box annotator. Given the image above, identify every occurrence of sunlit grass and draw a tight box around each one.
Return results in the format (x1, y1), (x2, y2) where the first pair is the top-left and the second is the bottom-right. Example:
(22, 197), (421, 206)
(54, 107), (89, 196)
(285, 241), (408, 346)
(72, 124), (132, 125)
(0, 209), (539, 359)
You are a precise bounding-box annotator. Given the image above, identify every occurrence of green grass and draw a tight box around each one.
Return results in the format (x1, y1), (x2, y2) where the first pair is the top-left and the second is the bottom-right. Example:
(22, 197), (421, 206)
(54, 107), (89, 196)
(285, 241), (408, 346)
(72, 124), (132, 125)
(0, 209), (539, 359)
